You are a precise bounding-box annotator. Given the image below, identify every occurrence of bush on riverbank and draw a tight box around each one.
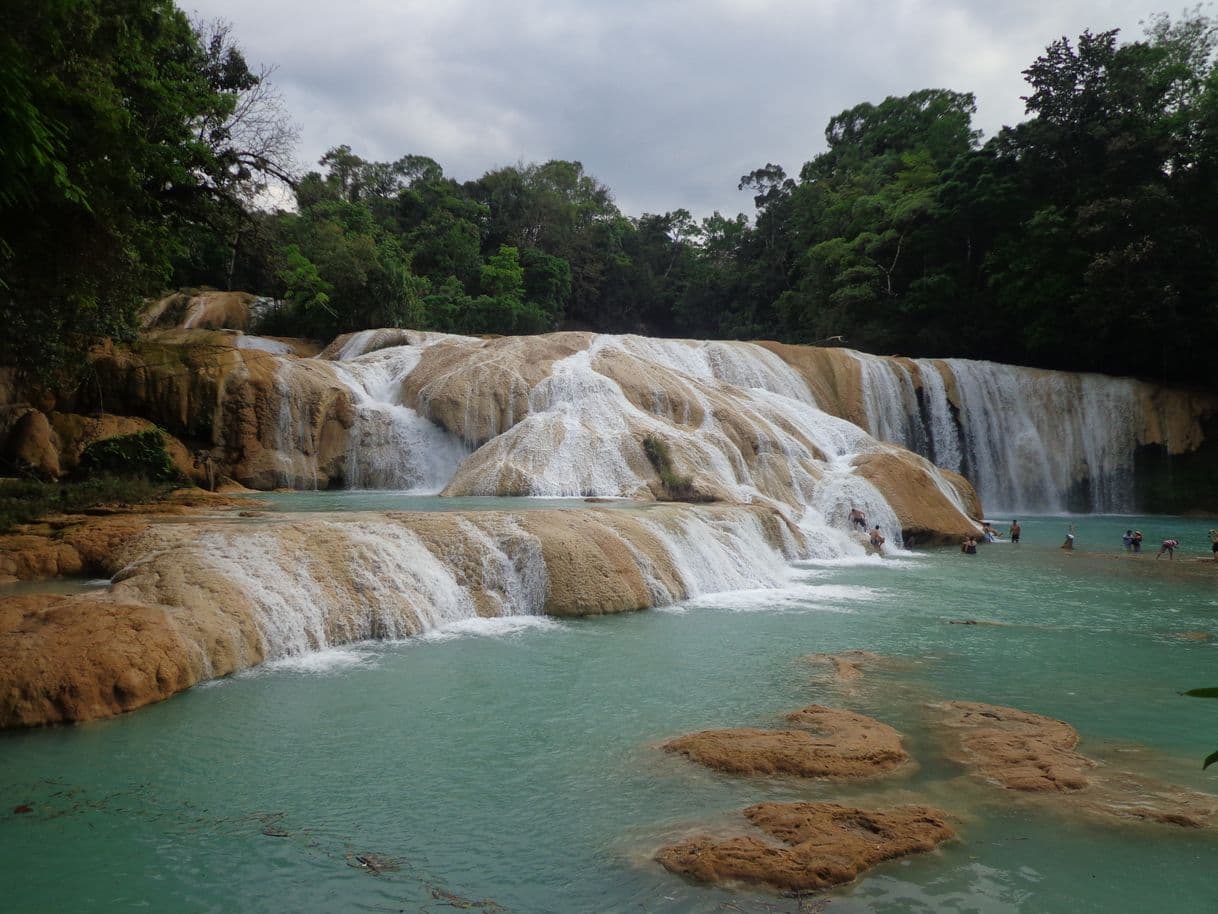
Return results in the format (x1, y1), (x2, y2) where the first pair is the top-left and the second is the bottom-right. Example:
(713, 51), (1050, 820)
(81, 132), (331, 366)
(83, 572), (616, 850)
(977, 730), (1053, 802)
(0, 476), (178, 533)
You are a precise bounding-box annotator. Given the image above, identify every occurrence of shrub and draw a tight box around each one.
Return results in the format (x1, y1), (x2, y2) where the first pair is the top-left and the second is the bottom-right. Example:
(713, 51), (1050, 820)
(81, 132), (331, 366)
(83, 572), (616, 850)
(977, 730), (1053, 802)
(642, 434), (708, 502)
(77, 429), (182, 483)
(0, 476), (175, 532)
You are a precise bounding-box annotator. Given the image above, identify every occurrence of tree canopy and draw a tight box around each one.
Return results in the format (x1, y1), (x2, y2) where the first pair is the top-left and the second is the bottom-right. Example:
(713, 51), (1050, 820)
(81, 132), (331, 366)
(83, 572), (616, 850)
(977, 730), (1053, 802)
(4, 3), (1218, 390)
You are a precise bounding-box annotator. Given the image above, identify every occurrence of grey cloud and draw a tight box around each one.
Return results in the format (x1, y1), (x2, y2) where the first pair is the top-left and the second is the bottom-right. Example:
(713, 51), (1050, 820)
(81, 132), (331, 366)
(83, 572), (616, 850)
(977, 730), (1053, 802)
(187, 0), (1162, 218)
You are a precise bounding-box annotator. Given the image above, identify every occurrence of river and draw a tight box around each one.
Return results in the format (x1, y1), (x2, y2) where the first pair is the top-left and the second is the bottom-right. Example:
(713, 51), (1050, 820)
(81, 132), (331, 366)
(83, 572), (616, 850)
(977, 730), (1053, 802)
(3, 513), (1217, 912)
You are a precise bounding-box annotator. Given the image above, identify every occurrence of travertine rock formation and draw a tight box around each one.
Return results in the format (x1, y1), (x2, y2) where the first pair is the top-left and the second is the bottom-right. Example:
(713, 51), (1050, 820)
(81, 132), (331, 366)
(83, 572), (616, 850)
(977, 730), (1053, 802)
(664, 706), (908, 779)
(933, 701), (1217, 827)
(655, 802), (954, 891)
(0, 504), (803, 726)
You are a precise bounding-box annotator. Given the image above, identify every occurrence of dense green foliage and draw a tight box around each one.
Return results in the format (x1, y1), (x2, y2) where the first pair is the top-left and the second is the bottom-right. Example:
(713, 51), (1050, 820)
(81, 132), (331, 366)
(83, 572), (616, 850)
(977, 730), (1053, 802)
(0, 476), (175, 532)
(0, 0), (291, 383)
(5, 3), (1218, 388)
(76, 429), (182, 482)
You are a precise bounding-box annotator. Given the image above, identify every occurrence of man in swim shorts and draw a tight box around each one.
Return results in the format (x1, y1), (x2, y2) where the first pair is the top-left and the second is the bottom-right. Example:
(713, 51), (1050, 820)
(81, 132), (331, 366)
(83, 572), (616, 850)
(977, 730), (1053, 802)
(1009, 520), (1020, 544)
(1210, 529), (1218, 562)
(1158, 538), (1179, 559)
(869, 525), (886, 550)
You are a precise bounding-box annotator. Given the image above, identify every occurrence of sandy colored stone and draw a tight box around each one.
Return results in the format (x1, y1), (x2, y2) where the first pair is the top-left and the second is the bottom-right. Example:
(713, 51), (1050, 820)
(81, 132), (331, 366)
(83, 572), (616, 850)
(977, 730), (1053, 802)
(141, 290), (261, 332)
(73, 331), (357, 489)
(0, 504), (801, 726)
(0, 534), (83, 581)
(655, 802), (953, 892)
(403, 333), (592, 446)
(935, 701), (1093, 792)
(852, 449), (982, 544)
(752, 342), (871, 429)
(807, 650), (886, 682)
(48, 412), (197, 482)
(664, 705), (908, 779)
(933, 701), (1218, 826)
(1172, 631), (1212, 641)
(0, 407), (60, 478)
(0, 593), (254, 728)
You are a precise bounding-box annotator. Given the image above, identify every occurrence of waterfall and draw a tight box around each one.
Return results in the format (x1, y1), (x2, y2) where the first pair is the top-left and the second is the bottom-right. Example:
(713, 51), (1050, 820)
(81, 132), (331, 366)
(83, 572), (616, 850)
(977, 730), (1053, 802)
(271, 361), (320, 489)
(125, 508), (808, 659)
(848, 352), (1146, 514)
(633, 510), (797, 599)
(332, 346), (468, 491)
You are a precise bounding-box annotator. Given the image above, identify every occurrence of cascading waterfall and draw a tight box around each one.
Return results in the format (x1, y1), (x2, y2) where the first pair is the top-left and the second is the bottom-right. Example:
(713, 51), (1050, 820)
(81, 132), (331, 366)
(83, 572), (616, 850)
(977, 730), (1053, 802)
(847, 352), (1146, 514)
(853, 352), (927, 455)
(139, 508), (808, 660)
(332, 347), (468, 491)
(255, 331), (985, 557)
(272, 362), (320, 489)
(633, 510), (797, 600)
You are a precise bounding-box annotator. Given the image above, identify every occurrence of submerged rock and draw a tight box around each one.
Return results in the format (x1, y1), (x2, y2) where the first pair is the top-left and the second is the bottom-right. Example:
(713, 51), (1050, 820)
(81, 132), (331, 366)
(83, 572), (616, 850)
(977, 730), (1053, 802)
(933, 701), (1093, 792)
(932, 701), (1218, 826)
(655, 802), (954, 892)
(806, 650), (886, 683)
(663, 706), (908, 779)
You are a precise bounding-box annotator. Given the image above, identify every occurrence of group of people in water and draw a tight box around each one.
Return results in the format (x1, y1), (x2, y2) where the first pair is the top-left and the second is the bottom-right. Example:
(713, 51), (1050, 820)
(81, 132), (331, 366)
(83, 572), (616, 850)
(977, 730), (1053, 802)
(1054, 523), (1211, 560)
(960, 519), (1019, 554)
(849, 507), (1218, 563)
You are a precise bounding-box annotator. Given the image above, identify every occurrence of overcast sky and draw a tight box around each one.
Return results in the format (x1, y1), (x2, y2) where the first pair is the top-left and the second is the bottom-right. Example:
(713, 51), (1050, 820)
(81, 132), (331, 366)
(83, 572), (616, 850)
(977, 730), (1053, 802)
(186, 0), (1169, 219)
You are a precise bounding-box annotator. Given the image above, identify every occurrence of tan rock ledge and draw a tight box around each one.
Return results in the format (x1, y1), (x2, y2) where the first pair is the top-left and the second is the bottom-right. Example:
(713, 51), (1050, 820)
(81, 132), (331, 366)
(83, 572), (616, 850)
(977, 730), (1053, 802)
(932, 700), (1218, 827)
(663, 705), (909, 779)
(656, 802), (954, 892)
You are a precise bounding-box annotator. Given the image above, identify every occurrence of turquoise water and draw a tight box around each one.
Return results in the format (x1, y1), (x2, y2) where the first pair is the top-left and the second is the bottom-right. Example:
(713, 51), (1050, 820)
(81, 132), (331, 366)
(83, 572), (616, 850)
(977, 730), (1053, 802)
(3, 515), (1218, 913)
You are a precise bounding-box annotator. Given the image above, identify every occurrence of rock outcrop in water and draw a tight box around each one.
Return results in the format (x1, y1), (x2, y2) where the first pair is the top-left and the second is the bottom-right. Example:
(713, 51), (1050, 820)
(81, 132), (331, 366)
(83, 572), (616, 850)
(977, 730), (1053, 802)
(664, 706), (909, 779)
(655, 802), (954, 891)
(0, 504), (803, 726)
(932, 701), (1218, 827)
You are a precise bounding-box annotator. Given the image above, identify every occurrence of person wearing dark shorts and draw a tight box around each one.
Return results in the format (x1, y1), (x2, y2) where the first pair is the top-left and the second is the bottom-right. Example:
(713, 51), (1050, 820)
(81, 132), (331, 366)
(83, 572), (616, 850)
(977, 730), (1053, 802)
(1210, 529), (1218, 562)
(1009, 520), (1020, 544)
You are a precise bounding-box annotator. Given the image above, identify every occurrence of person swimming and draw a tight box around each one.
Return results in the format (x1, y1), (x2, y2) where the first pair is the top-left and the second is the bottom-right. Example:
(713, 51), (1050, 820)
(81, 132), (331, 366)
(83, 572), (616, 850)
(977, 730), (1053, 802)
(961, 536), (977, 555)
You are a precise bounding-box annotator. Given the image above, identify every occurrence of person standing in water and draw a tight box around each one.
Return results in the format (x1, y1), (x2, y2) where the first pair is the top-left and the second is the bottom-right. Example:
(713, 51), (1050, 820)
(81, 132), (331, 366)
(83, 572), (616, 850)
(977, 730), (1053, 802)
(1061, 524), (1075, 550)
(1210, 529), (1218, 563)
(869, 525), (886, 551)
(1122, 530), (1133, 551)
(1158, 538), (1180, 559)
(1132, 530), (1143, 553)
(961, 537), (977, 555)
(1009, 520), (1020, 544)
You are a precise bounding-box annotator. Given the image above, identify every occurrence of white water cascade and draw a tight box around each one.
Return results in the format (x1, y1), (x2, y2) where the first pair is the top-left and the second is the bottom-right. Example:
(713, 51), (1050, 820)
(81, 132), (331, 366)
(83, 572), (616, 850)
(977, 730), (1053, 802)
(850, 352), (1146, 514)
(126, 508), (809, 660)
(333, 347), (468, 491)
